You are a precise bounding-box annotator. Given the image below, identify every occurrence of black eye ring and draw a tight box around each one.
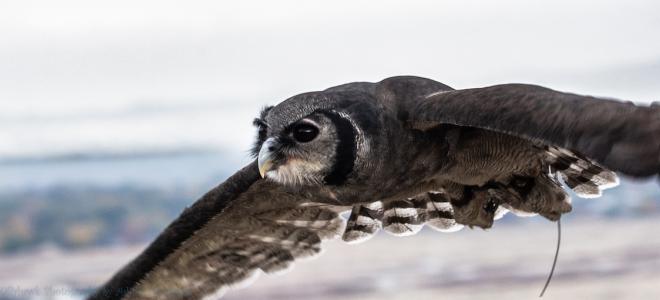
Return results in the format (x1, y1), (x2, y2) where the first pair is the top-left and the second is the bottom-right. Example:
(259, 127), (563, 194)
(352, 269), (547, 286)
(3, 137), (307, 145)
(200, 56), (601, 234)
(292, 123), (319, 143)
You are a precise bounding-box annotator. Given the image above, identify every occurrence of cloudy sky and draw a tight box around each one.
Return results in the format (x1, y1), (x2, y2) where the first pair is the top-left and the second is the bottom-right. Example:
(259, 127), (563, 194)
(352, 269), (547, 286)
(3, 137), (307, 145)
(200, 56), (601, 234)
(1, 0), (659, 160)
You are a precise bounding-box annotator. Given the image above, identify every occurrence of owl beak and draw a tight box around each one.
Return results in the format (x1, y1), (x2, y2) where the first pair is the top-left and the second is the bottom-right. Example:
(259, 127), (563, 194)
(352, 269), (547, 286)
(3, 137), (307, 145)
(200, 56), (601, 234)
(258, 138), (277, 178)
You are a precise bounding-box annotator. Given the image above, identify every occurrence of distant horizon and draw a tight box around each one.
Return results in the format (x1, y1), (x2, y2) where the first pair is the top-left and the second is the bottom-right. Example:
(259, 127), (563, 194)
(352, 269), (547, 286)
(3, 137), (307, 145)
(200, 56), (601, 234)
(2, 0), (660, 162)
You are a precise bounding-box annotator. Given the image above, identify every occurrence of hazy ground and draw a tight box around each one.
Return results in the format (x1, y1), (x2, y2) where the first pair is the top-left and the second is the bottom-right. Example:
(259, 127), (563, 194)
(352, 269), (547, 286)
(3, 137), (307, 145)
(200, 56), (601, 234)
(1, 154), (657, 300)
(2, 217), (659, 300)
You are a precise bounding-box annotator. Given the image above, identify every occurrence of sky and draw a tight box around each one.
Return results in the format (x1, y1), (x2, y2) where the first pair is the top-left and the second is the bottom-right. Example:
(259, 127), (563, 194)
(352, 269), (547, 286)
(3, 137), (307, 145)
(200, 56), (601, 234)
(1, 0), (659, 161)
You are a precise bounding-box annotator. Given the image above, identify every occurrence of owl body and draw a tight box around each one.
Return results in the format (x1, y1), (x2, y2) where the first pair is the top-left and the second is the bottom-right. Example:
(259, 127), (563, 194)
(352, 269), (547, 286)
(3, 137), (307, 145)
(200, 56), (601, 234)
(90, 76), (658, 300)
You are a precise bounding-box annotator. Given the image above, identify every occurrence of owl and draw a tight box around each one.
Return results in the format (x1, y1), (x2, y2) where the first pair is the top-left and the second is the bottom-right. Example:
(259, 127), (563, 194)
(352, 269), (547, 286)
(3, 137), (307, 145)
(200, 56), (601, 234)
(89, 76), (659, 300)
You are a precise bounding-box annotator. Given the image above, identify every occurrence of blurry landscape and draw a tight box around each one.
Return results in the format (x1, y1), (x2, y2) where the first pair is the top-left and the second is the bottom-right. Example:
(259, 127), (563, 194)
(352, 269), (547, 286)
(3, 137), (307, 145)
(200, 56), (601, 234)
(1, 159), (658, 255)
(1, 0), (660, 299)
(1, 154), (659, 300)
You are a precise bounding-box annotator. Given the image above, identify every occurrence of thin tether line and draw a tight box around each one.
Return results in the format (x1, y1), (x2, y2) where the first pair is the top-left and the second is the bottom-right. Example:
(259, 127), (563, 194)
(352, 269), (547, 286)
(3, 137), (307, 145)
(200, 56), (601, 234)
(539, 218), (561, 297)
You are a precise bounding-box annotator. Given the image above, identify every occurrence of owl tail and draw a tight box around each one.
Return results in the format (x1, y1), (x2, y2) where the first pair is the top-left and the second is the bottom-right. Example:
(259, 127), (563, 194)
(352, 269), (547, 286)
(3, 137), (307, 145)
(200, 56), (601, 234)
(545, 146), (619, 198)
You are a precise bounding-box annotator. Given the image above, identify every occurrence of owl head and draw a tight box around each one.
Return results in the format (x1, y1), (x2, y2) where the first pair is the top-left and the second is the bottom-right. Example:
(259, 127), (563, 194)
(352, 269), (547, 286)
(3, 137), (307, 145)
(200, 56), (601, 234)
(250, 91), (382, 187)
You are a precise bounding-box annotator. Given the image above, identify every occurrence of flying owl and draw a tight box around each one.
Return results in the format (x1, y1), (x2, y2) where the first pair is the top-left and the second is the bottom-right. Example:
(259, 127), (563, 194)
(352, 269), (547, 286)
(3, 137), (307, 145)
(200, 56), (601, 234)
(89, 76), (660, 300)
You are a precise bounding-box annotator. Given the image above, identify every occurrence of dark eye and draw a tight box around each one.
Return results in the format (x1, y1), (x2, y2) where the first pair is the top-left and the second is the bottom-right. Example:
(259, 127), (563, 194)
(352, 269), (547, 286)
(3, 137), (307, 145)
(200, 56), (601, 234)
(292, 123), (319, 143)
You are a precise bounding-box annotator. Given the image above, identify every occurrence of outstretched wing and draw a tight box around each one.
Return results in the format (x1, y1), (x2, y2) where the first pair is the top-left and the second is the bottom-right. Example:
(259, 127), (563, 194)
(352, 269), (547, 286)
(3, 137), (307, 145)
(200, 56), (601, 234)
(380, 76), (660, 179)
(88, 161), (348, 300)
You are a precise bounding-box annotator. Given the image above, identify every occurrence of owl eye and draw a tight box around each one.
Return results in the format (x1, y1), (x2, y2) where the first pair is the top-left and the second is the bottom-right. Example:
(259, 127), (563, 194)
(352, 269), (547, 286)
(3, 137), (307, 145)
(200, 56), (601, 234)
(292, 123), (319, 143)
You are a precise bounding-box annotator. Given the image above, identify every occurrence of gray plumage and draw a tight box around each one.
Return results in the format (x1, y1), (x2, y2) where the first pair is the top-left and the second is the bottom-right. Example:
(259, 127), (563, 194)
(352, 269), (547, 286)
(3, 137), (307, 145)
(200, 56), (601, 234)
(89, 76), (659, 300)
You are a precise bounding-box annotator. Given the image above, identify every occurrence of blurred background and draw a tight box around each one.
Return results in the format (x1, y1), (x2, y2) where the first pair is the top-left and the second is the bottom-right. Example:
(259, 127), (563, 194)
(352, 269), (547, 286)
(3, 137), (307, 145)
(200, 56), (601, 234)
(1, 0), (659, 299)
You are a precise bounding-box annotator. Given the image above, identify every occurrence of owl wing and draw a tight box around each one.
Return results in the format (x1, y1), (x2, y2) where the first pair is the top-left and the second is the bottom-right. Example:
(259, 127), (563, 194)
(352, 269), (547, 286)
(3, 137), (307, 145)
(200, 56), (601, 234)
(382, 76), (660, 179)
(88, 161), (349, 300)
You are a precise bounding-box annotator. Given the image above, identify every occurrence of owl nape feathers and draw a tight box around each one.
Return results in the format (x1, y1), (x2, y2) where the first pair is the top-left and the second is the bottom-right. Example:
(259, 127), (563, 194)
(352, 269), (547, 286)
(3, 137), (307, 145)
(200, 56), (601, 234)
(89, 76), (659, 300)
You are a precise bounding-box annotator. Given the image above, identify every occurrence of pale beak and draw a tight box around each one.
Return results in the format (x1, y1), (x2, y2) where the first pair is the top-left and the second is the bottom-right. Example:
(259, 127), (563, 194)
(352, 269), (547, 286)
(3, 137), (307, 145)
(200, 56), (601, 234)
(258, 138), (277, 178)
